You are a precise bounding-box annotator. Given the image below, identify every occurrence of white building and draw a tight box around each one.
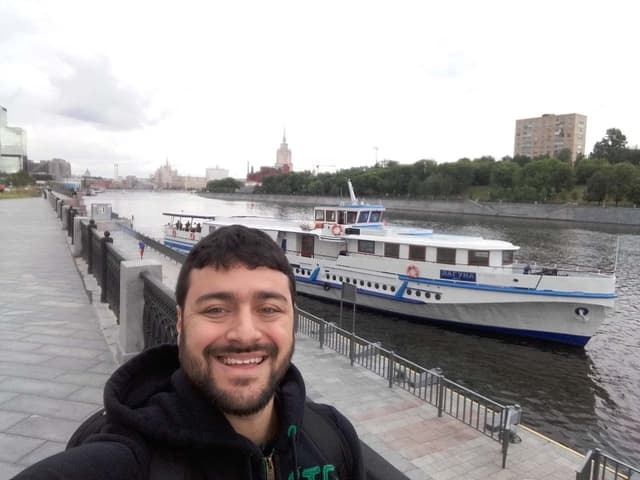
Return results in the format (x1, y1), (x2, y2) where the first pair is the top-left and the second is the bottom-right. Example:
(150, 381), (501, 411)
(0, 106), (28, 173)
(206, 166), (230, 181)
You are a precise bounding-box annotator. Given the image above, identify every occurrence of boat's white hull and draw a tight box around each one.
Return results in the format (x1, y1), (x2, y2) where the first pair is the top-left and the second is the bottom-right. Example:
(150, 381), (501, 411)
(295, 279), (608, 345)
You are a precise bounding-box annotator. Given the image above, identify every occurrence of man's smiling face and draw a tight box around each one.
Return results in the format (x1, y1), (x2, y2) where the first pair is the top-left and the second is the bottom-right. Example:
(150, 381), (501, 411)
(177, 264), (294, 416)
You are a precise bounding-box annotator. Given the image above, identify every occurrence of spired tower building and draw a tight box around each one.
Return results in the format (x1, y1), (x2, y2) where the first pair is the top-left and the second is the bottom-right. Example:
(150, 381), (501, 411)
(275, 130), (293, 173)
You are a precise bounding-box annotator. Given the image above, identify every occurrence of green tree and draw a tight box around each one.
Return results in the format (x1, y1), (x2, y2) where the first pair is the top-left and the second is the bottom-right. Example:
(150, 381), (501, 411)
(591, 128), (628, 162)
(610, 162), (638, 206)
(575, 157), (609, 185)
(206, 177), (241, 193)
(490, 161), (520, 190)
(584, 166), (613, 203)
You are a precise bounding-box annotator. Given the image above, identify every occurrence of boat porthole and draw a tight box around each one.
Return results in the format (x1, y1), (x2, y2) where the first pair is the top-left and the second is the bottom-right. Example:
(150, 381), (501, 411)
(406, 289), (412, 295)
(435, 294), (441, 300)
(390, 286), (396, 292)
(346, 277), (350, 283)
(360, 280), (364, 286)
(326, 273), (330, 279)
(332, 275), (337, 281)
(426, 292), (431, 299)
(416, 291), (421, 297)
(367, 282), (372, 287)
(295, 268), (299, 274)
(374, 283), (379, 289)
(339, 276), (343, 282)
(353, 278), (357, 285)
(382, 285), (387, 291)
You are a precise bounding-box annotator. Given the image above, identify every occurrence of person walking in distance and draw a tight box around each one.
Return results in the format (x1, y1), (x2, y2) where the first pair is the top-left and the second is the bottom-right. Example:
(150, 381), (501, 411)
(138, 240), (145, 259)
(13, 225), (364, 480)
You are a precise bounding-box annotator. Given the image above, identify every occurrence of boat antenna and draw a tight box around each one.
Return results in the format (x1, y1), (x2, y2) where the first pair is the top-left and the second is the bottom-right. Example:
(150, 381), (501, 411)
(347, 178), (359, 204)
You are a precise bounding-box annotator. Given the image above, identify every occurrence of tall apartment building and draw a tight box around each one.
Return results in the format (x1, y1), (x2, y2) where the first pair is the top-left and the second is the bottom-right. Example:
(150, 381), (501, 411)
(514, 113), (587, 164)
(0, 105), (28, 173)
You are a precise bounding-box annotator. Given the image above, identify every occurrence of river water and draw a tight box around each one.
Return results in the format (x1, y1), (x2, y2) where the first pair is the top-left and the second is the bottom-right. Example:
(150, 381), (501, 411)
(84, 191), (640, 465)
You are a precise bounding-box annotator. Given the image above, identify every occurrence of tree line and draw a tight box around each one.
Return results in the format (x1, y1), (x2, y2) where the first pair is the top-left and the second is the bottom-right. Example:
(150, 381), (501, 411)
(206, 128), (640, 206)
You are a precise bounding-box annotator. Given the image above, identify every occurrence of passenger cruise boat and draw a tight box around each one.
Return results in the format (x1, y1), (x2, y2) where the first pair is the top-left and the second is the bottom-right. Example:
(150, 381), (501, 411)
(163, 183), (617, 346)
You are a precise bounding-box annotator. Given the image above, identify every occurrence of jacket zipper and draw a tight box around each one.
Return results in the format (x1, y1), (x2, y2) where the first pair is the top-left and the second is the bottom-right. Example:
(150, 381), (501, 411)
(264, 452), (275, 480)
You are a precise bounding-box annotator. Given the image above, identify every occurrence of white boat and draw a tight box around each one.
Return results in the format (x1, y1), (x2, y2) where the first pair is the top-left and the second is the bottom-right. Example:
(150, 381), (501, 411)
(163, 182), (617, 346)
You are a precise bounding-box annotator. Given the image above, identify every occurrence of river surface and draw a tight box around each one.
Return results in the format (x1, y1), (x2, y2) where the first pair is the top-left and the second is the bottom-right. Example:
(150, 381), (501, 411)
(84, 191), (640, 465)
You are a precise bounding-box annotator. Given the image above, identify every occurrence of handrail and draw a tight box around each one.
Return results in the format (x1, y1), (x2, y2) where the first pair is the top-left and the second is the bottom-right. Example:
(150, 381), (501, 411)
(576, 448), (640, 480)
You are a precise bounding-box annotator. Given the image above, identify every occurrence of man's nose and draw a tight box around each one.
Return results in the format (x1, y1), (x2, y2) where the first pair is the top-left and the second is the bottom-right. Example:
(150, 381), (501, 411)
(226, 306), (262, 343)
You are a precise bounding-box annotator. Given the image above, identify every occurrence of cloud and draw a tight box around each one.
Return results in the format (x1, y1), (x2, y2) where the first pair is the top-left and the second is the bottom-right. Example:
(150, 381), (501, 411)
(47, 55), (155, 130)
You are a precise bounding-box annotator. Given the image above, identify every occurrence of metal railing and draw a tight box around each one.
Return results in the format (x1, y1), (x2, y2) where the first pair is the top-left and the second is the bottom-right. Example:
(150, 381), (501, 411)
(577, 449), (640, 480)
(105, 242), (125, 323)
(141, 271), (178, 348)
(295, 308), (521, 467)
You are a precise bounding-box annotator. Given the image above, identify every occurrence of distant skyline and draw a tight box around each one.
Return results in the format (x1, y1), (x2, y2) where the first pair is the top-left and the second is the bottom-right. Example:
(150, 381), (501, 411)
(1, 0), (639, 179)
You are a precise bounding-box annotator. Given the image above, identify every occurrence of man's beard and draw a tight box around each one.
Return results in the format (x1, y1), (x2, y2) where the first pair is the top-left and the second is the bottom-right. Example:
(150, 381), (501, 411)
(179, 331), (294, 417)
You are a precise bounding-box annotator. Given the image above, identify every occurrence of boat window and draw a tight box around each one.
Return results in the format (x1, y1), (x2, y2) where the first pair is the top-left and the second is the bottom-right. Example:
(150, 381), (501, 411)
(369, 211), (382, 222)
(409, 245), (426, 261)
(338, 211), (346, 224)
(347, 211), (358, 223)
(436, 248), (456, 264)
(315, 210), (325, 221)
(502, 250), (514, 265)
(326, 210), (335, 222)
(469, 250), (490, 266)
(384, 243), (400, 258)
(358, 240), (375, 254)
(357, 211), (370, 223)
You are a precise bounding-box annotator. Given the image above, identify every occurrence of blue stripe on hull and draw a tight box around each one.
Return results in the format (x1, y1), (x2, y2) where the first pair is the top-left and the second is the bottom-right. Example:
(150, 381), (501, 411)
(163, 239), (194, 253)
(398, 274), (616, 299)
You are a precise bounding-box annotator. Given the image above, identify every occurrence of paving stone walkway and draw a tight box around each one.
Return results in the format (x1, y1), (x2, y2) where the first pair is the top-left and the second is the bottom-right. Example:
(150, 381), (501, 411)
(0, 198), (115, 479)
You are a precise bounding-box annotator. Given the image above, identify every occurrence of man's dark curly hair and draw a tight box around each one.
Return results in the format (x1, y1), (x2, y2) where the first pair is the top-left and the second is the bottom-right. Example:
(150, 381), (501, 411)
(175, 224), (296, 310)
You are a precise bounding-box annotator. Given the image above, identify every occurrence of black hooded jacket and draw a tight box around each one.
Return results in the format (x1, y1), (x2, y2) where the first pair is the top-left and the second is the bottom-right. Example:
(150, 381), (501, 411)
(13, 345), (364, 480)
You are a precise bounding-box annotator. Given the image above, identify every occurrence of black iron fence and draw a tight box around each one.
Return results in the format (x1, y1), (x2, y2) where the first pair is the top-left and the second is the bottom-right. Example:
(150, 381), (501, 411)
(105, 242), (125, 323)
(576, 449), (640, 480)
(141, 271), (178, 348)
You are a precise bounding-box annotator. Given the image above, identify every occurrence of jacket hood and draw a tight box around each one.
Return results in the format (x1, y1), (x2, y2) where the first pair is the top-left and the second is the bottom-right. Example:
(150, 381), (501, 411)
(103, 344), (307, 454)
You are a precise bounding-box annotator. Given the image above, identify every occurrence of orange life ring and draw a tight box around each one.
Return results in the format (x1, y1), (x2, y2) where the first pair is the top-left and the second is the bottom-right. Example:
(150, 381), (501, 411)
(189, 231), (196, 240)
(407, 265), (419, 278)
(331, 224), (343, 236)
(172, 229), (177, 237)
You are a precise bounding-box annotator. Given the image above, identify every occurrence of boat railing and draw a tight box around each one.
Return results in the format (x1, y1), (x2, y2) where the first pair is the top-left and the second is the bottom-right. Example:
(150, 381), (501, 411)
(295, 307), (522, 468)
(576, 448), (640, 480)
(512, 262), (615, 277)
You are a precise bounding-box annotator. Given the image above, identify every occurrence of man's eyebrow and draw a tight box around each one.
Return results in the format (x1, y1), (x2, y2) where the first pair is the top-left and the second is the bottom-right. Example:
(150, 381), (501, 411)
(194, 292), (235, 304)
(255, 291), (289, 303)
(193, 291), (289, 304)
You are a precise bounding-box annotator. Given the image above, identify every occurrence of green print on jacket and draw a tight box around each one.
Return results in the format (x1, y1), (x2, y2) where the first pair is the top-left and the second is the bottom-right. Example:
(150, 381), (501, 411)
(288, 464), (337, 480)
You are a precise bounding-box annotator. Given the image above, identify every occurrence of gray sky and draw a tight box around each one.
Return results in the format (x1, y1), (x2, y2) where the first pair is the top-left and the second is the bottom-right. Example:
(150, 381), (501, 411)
(1, 0), (638, 179)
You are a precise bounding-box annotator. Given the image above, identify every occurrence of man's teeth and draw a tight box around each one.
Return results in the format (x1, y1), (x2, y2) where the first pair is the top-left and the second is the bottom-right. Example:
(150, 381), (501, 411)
(222, 357), (264, 365)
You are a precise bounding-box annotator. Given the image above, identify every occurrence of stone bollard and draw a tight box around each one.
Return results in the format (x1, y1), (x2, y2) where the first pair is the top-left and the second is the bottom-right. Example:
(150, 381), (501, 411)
(61, 205), (70, 230)
(72, 216), (89, 257)
(100, 231), (114, 303)
(117, 260), (162, 363)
